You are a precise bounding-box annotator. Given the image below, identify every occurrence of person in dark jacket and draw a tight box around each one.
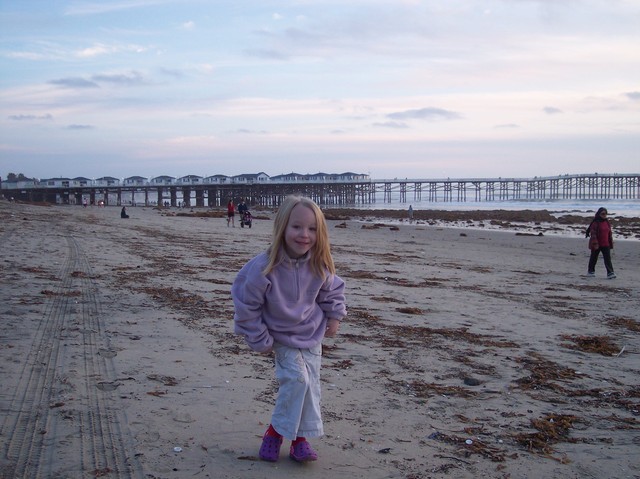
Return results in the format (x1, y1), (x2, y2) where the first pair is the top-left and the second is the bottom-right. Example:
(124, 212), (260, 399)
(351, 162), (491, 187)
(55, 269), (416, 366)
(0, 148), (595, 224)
(586, 207), (615, 279)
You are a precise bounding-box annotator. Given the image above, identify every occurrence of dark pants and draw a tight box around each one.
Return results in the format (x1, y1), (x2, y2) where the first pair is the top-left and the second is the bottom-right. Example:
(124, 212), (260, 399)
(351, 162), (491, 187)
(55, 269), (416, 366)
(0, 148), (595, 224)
(588, 247), (614, 275)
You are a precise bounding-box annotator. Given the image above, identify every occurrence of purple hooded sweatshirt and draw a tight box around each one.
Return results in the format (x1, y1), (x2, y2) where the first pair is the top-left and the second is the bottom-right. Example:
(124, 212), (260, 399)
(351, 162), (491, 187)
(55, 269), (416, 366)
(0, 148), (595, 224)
(231, 250), (346, 353)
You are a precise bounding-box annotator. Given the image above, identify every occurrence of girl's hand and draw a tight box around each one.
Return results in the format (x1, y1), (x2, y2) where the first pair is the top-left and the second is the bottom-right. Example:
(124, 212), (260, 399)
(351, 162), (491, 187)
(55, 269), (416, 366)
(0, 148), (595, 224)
(325, 319), (340, 338)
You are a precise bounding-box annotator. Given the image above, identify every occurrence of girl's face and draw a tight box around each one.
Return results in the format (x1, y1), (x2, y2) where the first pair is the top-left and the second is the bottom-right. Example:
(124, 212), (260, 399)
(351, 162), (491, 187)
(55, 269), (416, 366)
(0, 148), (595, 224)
(284, 204), (317, 259)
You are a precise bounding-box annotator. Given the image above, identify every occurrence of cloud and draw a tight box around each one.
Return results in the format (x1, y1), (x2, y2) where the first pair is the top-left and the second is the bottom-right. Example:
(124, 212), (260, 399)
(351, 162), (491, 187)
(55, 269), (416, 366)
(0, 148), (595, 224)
(235, 129), (269, 135)
(244, 49), (289, 60)
(49, 77), (100, 88)
(66, 124), (95, 130)
(7, 52), (46, 60)
(159, 67), (185, 78)
(387, 107), (462, 121)
(373, 121), (409, 129)
(47, 71), (146, 89)
(543, 106), (562, 114)
(76, 44), (114, 58)
(9, 114), (53, 121)
(624, 91), (640, 101)
(75, 43), (148, 58)
(494, 124), (520, 129)
(91, 71), (146, 85)
(65, 0), (172, 16)
(182, 21), (195, 30)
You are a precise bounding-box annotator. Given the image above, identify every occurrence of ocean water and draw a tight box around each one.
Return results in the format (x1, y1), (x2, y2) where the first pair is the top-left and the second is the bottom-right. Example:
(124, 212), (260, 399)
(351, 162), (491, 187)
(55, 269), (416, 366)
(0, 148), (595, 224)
(330, 197), (640, 241)
(338, 198), (640, 218)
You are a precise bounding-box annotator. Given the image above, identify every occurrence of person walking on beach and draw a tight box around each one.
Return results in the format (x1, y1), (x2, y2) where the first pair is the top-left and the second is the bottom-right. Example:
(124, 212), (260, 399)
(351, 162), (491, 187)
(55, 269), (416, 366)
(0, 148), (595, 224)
(231, 195), (346, 463)
(227, 199), (235, 227)
(238, 198), (248, 215)
(586, 207), (616, 279)
(408, 205), (414, 222)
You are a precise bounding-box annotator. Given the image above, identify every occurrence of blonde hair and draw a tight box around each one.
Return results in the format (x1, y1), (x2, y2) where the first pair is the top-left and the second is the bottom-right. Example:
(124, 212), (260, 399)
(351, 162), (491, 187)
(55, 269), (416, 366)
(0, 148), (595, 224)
(264, 195), (335, 278)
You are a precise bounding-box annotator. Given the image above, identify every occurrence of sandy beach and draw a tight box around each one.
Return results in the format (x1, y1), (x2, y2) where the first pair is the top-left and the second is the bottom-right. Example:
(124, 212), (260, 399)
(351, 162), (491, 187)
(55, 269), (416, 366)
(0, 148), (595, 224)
(1, 200), (639, 479)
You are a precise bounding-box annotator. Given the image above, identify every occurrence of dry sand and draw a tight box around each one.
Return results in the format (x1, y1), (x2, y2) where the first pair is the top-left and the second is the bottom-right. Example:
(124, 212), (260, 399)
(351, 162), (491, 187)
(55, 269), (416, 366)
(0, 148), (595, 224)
(1, 200), (639, 479)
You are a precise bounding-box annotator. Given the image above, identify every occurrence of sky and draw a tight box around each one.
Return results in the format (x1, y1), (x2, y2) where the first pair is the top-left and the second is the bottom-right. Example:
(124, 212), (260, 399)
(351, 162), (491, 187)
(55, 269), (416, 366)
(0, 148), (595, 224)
(1, 0), (639, 181)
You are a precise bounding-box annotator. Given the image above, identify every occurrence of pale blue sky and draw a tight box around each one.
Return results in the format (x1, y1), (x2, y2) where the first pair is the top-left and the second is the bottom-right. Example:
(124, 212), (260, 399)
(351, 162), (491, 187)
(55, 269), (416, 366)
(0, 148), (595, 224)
(1, 0), (639, 180)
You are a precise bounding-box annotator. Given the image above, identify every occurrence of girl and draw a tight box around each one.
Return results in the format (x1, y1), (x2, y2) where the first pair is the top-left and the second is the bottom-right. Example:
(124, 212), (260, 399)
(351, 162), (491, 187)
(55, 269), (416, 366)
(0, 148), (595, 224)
(231, 195), (346, 462)
(586, 207), (616, 279)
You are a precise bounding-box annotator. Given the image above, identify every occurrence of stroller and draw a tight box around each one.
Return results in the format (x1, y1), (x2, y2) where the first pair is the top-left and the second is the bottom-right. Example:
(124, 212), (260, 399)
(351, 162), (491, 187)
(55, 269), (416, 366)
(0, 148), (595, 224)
(240, 210), (252, 228)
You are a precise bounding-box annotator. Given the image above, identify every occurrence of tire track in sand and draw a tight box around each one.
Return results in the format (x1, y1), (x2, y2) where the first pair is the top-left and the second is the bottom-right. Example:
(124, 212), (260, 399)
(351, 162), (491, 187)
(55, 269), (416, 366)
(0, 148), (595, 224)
(1, 235), (143, 479)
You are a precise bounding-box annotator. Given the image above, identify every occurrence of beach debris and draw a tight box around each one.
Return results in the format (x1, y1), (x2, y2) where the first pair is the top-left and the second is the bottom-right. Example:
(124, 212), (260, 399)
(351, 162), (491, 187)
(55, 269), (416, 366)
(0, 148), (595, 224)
(344, 269), (379, 279)
(371, 295), (403, 303)
(425, 431), (505, 462)
(395, 307), (423, 315)
(463, 377), (482, 386)
(513, 413), (577, 462)
(335, 222), (347, 228)
(173, 446), (182, 453)
(147, 374), (179, 386)
(146, 390), (167, 397)
(606, 317), (640, 332)
(91, 467), (112, 477)
(329, 359), (353, 370)
(378, 447), (392, 454)
(513, 352), (578, 392)
(559, 334), (620, 356)
(389, 378), (477, 399)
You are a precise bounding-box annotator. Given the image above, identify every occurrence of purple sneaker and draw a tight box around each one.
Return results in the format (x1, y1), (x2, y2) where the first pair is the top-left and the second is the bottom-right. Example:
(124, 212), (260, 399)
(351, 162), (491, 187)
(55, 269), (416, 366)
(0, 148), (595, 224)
(289, 440), (318, 462)
(259, 435), (283, 462)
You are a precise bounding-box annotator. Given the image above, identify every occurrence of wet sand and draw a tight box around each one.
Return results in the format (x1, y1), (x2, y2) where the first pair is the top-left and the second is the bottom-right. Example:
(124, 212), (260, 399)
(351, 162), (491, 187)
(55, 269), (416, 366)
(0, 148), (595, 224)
(1, 200), (639, 479)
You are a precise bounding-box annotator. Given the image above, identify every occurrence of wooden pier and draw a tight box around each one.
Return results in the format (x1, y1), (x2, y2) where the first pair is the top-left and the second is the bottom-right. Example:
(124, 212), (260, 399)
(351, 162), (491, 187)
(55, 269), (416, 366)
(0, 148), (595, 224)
(3, 173), (639, 207)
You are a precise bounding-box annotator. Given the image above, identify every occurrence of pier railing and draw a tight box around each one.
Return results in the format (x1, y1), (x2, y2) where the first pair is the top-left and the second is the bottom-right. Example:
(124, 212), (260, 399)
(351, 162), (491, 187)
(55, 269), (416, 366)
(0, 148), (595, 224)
(2, 173), (639, 207)
(374, 174), (640, 203)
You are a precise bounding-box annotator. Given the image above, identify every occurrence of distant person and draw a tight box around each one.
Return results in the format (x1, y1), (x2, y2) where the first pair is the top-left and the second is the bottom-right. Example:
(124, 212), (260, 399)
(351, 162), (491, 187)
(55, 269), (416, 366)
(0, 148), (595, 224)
(238, 199), (248, 215)
(408, 205), (414, 222)
(227, 199), (235, 227)
(121, 206), (130, 219)
(231, 195), (346, 463)
(586, 207), (615, 279)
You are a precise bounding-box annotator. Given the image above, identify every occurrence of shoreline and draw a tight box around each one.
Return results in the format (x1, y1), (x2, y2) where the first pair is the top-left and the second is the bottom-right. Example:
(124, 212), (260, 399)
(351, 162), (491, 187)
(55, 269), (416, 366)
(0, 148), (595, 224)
(142, 202), (640, 240)
(9, 200), (640, 239)
(321, 207), (640, 240)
